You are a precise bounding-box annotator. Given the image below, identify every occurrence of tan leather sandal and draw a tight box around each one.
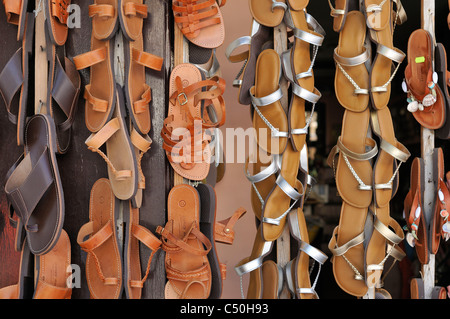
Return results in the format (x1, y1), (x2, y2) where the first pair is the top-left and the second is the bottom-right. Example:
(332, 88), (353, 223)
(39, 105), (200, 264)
(33, 230), (72, 299)
(249, 0), (289, 28)
(77, 178), (123, 299)
(157, 185), (213, 299)
(44, 0), (70, 46)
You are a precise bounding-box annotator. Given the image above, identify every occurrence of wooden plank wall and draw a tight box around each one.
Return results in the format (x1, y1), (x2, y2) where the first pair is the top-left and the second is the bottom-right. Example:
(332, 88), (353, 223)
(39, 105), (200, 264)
(0, 0), (172, 299)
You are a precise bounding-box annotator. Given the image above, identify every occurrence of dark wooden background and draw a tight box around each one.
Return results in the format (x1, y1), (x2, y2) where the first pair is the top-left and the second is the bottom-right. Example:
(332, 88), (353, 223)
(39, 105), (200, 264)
(0, 0), (172, 299)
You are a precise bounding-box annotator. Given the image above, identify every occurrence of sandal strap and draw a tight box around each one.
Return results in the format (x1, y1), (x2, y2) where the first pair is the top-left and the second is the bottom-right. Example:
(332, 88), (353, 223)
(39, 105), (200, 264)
(328, 0), (346, 17)
(5, 148), (54, 232)
(234, 240), (273, 276)
(133, 84), (152, 114)
(334, 46), (370, 95)
(371, 45), (405, 93)
(123, 2), (148, 18)
(88, 3), (115, 18)
(132, 48), (163, 71)
(83, 84), (109, 113)
(51, 0), (70, 25)
(73, 47), (108, 70)
(328, 226), (365, 258)
(244, 154), (281, 184)
(130, 129), (152, 189)
(0, 48), (23, 124)
(215, 207), (247, 245)
(3, 0), (20, 25)
(225, 36), (251, 64)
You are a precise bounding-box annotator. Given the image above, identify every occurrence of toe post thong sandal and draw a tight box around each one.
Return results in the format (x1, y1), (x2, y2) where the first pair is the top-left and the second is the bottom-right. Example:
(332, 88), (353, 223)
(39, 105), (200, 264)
(5, 114), (65, 256)
(77, 178), (123, 299)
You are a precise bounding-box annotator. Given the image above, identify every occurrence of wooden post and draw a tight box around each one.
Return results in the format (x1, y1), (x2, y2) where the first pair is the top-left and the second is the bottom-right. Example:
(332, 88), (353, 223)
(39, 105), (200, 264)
(35, 0), (47, 114)
(421, 0), (436, 300)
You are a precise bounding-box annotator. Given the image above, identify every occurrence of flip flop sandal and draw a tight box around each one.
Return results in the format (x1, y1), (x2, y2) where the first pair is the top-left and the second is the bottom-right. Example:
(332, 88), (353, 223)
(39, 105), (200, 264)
(129, 126), (152, 208)
(261, 143), (304, 242)
(33, 230), (72, 299)
(435, 43), (450, 139)
(235, 226), (274, 299)
(121, 2), (164, 135)
(73, 1), (118, 133)
(45, 32), (81, 154)
(249, 0), (290, 28)
(403, 29), (446, 130)
(327, 109), (377, 297)
(157, 185), (213, 299)
(430, 148), (450, 255)
(85, 85), (138, 201)
(0, 12), (34, 146)
(226, 20), (273, 106)
(3, 0), (28, 40)
(250, 49), (289, 155)
(261, 260), (283, 299)
(5, 114), (65, 256)
(161, 63), (225, 181)
(403, 157), (428, 265)
(44, 0), (70, 46)
(282, 5), (324, 152)
(77, 178), (123, 299)
(0, 241), (34, 299)
(173, 0), (225, 49)
(286, 209), (328, 299)
(123, 201), (162, 299)
(332, 11), (370, 112)
(364, 0), (406, 111)
(365, 108), (409, 288)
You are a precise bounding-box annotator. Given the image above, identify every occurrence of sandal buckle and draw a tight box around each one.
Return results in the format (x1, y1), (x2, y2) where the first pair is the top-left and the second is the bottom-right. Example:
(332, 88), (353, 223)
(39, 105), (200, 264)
(177, 92), (188, 106)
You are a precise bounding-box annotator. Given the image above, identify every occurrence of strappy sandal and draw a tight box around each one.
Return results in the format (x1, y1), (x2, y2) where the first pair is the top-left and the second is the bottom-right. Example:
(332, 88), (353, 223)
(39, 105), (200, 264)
(235, 226), (274, 299)
(5, 114), (65, 256)
(430, 148), (450, 255)
(327, 109), (377, 297)
(250, 49), (288, 155)
(161, 63), (225, 181)
(0, 12), (34, 146)
(119, 0), (164, 135)
(403, 29), (446, 130)
(364, 0), (406, 111)
(123, 201), (162, 299)
(173, 0), (225, 49)
(44, 0), (70, 46)
(77, 178), (123, 299)
(157, 185), (213, 299)
(3, 0), (28, 40)
(286, 209), (328, 299)
(33, 230), (72, 299)
(282, 4), (324, 152)
(332, 10), (370, 112)
(436, 43), (450, 139)
(85, 85), (138, 201)
(249, 0), (289, 28)
(365, 108), (409, 288)
(73, 0), (118, 133)
(226, 20), (273, 106)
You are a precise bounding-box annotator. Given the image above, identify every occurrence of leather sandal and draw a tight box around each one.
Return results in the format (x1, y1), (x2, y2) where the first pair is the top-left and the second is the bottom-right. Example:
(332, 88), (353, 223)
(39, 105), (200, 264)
(120, 0), (164, 135)
(282, 4), (324, 152)
(332, 10), (370, 112)
(173, 0), (225, 49)
(73, 1), (118, 133)
(404, 29), (445, 130)
(327, 109), (377, 297)
(123, 201), (162, 299)
(250, 49), (288, 155)
(435, 43), (450, 139)
(77, 178), (123, 299)
(5, 114), (65, 256)
(0, 12), (34, 146)
(0, 241), (34, 299)
(161, 63), (225, 181)
(85, 85), (138, 201)
(226, 20), (273, 106)
(44, 0), (70, 46)
(328, 0), (349, 33)
(3, 0), (28, 40)
(249, 0), (290, 28)
(130, 126), (152, 208)
(286, 209), (328, 299)
(157, 185), (213, 299)
(33, 230), (72, 299)
(364, 0), (406, 111)
(235, 225), (274, 299)
(430, 148), (450, 255)
(261, 260), (283, 299)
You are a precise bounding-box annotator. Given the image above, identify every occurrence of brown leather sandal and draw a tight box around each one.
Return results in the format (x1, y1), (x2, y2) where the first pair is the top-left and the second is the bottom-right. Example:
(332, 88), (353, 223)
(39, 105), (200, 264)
(44, 0), (70, 46)
(123, 201), (162, 299)
(0, 12), (34, 146)
(157, 185), (213, 299)
(404, 29), (446, 130)
(161, 63), (225, 181)
(85, 85), (138, 201)
(73, 1), (118, 133)
(33, 230), (72, 299)
(3, 0), (28, 40)
(5, 114), (65, 256)
(77, 178), (123, 299)
(173, 0), (225, 49)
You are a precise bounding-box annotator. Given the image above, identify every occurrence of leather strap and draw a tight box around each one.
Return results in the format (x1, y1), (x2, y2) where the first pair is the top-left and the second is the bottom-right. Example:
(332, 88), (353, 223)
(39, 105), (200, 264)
(214, 207), (247, 245)
(3, 0), (20, 25)
(88, 3), (115, 18)
(124, 2), (148, 18)
(133, 84), (152, 114)
(0, 48), (23, 124)
(51, 0), (70, 25)
(34, 281), (72, 299)
(73, 47), (107, 71)
(132, 48), (163, 71)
